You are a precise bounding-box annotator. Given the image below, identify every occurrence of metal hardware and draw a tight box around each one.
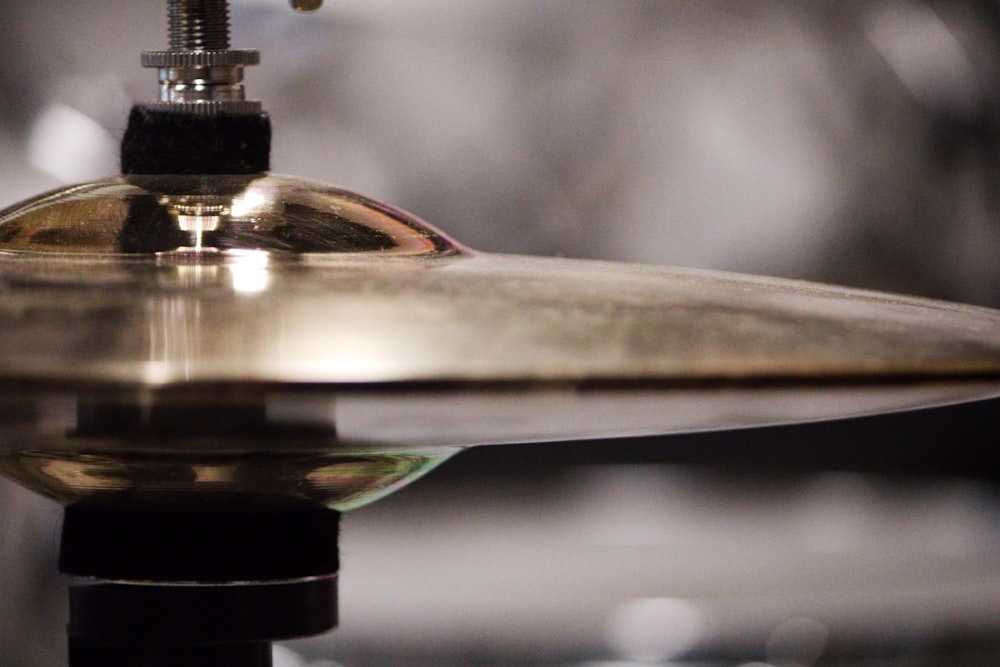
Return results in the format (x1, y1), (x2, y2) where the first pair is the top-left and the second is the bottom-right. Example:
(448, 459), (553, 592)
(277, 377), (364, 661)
(139, 0), (323, 113)
(142, 0), (262, 114)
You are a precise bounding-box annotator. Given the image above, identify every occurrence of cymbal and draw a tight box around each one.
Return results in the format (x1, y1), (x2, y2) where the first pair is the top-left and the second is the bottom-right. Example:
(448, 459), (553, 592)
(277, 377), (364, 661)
(2, 173), (998, 397)
(0, 174), (997, 507)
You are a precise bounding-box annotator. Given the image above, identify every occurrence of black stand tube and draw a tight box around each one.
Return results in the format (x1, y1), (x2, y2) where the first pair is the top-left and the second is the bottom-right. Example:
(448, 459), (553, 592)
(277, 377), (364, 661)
(69, 639), (274, 667)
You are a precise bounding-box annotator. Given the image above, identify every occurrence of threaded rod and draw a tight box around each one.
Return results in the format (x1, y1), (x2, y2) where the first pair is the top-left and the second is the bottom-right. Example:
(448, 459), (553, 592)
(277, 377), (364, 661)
(168, 0), (231, 51)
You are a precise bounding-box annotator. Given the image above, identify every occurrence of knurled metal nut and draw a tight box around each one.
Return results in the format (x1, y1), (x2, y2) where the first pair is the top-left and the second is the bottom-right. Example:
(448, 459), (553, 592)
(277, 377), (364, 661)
(142, 49), (261, 68)
(144, 100), (264, 115)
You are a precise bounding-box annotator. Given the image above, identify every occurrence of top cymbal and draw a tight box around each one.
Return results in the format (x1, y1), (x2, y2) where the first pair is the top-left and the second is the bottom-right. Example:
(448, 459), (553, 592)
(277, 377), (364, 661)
(2, 174), (998, 384)
(0, 173), (997, 443)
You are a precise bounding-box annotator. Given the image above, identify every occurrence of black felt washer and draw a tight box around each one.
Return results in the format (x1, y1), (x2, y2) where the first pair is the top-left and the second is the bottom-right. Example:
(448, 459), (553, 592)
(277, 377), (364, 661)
(120, 105), (272, 175)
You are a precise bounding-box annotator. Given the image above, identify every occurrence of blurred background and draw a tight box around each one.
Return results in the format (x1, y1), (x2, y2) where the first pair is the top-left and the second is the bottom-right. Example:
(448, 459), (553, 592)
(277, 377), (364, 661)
(1, 1), (999, 665)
